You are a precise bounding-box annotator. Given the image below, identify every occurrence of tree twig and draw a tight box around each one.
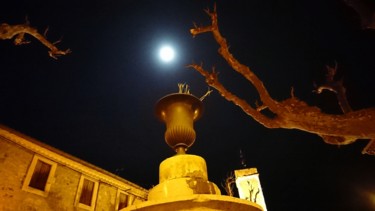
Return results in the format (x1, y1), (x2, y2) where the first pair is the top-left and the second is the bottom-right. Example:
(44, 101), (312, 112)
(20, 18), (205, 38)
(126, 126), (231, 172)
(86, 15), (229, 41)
(0, 22), (71, 59)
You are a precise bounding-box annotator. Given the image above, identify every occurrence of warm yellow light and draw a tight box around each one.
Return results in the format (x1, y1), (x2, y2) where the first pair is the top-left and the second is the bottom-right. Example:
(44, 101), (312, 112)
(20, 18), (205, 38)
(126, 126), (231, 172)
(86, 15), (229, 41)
(368, 191), (375, 207)
(155, 93), (203, 153)
(235, 168), (267, 211)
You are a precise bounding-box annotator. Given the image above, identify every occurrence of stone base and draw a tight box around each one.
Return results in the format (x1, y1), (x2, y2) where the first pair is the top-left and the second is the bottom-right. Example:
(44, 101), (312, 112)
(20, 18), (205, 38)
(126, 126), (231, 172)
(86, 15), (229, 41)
(159, 154), (208, 183)
(149, 154), (220, 200)
(122, 194), (263, 211)
(148, 177), (220, 200)
(133, 154), (263, 211)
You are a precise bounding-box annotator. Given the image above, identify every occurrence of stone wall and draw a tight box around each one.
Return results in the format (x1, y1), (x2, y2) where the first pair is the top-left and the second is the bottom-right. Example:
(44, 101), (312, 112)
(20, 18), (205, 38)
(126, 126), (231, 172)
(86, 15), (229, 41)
(0, 130), (147, 211)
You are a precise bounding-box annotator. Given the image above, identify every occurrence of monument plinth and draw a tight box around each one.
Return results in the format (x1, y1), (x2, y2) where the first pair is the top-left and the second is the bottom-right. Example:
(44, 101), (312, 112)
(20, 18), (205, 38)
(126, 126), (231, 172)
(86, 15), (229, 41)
(123, 85), (263, 211)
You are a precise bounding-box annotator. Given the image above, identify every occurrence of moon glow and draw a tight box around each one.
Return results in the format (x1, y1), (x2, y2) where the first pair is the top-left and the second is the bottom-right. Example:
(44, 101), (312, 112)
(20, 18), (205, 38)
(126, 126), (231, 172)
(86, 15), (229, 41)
(159, 46), (175, 62)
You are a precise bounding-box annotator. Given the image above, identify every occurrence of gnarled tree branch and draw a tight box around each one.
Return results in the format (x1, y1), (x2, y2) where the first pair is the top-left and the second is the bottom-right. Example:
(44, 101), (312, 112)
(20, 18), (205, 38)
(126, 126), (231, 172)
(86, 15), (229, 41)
(314, 62), (375, 154)
(190, 6), (375, 155)
(0, 22), (71, 59)
(314, 62), (352, 113)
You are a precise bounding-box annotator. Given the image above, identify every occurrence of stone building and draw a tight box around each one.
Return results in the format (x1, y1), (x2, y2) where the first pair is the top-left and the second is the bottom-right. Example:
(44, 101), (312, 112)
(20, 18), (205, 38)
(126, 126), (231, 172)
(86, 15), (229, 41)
(0, 88), (267, 211)
(0, 125), (148, 211)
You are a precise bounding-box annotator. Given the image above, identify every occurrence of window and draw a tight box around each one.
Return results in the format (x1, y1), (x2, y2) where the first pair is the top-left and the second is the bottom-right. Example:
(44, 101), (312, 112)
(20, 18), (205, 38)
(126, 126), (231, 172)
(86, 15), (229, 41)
(118, 192), (129, 210)
(29, 160), (52, 190)
(116, 189), (135, 210)
(79, 178), (95, 205)
(22, 155), (57, 197)
(75, 175), (98, 210)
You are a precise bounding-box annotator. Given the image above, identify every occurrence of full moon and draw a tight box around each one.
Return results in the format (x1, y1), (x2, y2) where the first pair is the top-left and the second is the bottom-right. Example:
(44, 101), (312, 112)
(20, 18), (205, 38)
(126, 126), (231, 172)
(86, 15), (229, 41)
(159, 46), (175, 62)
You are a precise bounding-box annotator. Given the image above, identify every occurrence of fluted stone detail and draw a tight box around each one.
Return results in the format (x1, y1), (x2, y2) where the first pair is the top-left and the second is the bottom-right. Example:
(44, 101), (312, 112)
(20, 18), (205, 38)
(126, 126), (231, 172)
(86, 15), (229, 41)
(165, 126), (196, 149)
(155, 93), (202, 153)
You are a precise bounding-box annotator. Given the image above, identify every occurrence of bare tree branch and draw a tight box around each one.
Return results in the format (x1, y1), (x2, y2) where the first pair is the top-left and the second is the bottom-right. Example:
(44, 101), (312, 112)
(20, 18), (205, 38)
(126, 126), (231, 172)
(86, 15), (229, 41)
(189, 7), (375, 154)
(0, 22), (71, 59)
(314, 62), (352, 113)
(222, 172), (236, 196)
(314, 63), (375, 154)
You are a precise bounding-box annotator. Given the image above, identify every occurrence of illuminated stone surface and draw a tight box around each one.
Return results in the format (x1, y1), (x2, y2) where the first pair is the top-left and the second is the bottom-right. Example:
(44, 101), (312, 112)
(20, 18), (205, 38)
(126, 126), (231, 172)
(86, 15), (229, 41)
(124, 194), (263, 211)
(123, 91), (264, 211)
(155, 93), (203, 152)
(159, 154), (208, 183)
(0, 126), (147, 210)
(235, 168), (267, 211)
(148, 154), (220, 201)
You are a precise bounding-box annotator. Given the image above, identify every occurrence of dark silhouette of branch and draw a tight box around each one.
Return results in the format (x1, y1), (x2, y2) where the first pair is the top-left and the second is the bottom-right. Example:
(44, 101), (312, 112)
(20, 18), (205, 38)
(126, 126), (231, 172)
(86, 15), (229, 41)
(314, 62), (352, 113)
(343, 0), (375, 29)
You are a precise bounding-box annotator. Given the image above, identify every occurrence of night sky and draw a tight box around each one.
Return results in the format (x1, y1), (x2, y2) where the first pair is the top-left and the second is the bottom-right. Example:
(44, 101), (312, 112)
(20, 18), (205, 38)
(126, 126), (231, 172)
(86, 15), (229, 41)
(1, 1), (374, 210)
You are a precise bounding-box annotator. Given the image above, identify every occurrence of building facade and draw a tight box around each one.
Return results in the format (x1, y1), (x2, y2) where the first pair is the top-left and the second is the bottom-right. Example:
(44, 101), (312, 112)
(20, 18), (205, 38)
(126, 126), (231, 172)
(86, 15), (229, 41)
(0, 125), (148, 211)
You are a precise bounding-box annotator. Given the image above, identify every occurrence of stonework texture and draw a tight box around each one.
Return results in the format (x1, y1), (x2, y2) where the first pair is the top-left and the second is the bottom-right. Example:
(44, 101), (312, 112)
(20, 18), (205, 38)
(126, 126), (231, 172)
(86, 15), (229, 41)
(0, 130), (147, 211)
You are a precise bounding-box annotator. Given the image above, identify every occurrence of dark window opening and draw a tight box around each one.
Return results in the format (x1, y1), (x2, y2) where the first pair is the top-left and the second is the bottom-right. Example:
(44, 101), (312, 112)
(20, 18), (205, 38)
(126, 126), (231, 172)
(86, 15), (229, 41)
(118, 193), (129, 209)
(79, 179), (95, 206)
(29, 160), (51, 191)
